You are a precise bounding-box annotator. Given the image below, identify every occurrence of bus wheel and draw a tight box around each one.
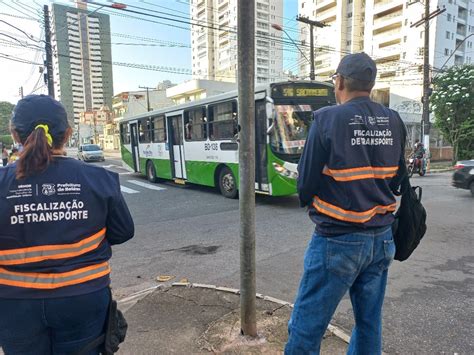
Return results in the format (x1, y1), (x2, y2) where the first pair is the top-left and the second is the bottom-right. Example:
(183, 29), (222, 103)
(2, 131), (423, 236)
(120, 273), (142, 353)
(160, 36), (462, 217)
(219, 167), (238, 199)
(146, 160), (157, 183)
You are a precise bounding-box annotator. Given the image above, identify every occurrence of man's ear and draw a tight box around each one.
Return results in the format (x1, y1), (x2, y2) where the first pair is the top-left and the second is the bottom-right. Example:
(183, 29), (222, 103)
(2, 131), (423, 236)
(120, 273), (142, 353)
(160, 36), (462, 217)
(337, 76), (345, 92)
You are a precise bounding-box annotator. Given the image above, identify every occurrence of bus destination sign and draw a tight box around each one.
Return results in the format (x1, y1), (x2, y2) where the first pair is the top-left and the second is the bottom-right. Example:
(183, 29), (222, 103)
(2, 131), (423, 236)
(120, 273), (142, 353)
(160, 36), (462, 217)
(276, 86), (329, 98)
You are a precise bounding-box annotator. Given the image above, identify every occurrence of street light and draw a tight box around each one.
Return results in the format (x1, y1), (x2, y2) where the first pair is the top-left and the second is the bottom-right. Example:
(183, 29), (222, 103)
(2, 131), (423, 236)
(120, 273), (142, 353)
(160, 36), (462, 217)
(111, 3), (127, 10)
(271, 23), (312, 80)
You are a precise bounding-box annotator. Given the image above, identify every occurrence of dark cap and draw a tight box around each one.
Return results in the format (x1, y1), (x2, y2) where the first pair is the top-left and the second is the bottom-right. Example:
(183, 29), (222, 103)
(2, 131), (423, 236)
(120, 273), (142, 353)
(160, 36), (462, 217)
(11, 95), (69, 140)
(335, 52), (377, 82)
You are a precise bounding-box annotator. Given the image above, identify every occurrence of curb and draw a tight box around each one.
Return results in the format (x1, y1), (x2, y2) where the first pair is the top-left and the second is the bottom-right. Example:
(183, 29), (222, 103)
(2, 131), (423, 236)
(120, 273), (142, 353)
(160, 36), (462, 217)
(118, 282), (352, 345)
(429, 168), (454, 173)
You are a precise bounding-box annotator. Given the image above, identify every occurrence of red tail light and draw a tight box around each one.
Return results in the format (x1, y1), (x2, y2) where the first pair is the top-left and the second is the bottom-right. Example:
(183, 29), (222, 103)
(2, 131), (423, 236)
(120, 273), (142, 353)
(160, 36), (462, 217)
(454, 164), (465, 170)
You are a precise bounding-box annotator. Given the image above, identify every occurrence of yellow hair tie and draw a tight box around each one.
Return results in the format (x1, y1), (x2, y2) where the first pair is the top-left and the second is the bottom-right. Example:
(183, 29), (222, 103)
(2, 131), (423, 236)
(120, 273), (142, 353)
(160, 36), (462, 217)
(35, 124), (53, 147)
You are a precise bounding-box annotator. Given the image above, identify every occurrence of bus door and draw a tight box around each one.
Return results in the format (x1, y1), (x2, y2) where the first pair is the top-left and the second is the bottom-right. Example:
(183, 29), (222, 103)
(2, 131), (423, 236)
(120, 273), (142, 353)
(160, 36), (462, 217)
(129, 122), (140, 172)
(167, 115), (187, 179)
(255, 100), (269, 192)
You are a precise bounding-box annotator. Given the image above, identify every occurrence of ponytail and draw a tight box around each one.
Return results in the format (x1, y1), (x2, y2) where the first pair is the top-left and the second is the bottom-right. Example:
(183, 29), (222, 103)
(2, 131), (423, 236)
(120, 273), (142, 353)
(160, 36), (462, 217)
(15, 126), (53, 180)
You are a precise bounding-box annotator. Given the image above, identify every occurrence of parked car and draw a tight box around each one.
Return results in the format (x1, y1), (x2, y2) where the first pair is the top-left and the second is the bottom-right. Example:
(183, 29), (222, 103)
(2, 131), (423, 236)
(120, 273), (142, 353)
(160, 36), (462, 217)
(77, 144), (105, 162)
(452, 160), (474, 197)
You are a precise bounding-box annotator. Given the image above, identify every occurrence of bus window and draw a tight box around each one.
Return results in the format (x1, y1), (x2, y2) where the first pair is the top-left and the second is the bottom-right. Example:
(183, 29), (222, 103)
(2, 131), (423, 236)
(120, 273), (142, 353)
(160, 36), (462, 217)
(184, 107), (207, 141)
(120, 123), (130, 144)
(139, 118), (152, 143)
(152, 116), (166, 143)
(208, 101), (238, 140)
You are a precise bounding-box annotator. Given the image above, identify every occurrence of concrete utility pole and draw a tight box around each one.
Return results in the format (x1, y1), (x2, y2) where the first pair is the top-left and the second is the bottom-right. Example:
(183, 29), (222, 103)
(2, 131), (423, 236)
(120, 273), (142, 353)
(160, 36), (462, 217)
(238, 0), (256, 337)
(139, 85), (153, 112)
(421, 1), (431, 151)
(43, 5), (55, 98)
(296, 16), (326, 81)
(411, 5), (445, 151)
(19, 86), (23, 99)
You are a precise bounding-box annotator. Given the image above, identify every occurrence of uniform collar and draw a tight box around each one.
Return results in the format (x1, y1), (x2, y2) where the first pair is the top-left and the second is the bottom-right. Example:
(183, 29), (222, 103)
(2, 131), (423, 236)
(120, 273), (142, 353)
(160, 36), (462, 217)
(345, 96), (372, 104)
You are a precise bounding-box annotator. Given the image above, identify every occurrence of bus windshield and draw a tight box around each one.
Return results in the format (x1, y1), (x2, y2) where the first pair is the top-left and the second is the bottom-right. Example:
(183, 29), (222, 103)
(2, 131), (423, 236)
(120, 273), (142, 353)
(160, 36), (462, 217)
(270, 104), (314, 155)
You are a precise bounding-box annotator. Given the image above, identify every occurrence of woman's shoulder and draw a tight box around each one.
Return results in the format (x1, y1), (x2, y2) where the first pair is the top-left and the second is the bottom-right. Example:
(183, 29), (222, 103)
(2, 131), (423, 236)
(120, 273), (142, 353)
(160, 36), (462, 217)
(54, 157), (119, 179)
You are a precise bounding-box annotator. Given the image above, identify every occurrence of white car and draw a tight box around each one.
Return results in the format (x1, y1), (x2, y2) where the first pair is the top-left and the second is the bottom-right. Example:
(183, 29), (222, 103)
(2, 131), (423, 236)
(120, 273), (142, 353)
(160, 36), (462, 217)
(77, 144), (105, 162)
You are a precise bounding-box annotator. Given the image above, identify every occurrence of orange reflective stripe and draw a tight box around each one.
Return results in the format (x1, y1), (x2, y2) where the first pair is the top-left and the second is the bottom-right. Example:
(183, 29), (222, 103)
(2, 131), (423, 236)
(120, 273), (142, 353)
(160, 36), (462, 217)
(322, 165), (398, 182)
(313, 196), (396, 224)
(0, 228), (106, 266)
(0, 262), (110, 289)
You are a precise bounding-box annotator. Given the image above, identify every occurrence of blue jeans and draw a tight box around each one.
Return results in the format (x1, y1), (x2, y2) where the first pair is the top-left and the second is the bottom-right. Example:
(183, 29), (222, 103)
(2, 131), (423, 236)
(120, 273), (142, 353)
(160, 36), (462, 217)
(0, 288), (109, 355)
(285, 227), (395, 355)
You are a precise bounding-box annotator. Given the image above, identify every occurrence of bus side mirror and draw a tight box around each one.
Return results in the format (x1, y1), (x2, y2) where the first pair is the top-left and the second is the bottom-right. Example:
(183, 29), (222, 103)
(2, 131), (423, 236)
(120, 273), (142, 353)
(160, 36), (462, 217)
(266, 98), (275, 135)
(267, 118), (275, 135)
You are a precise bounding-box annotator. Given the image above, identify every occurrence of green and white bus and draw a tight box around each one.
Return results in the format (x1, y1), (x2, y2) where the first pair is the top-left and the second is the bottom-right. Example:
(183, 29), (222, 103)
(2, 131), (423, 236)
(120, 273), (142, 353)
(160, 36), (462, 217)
(119, 81), (336, 198)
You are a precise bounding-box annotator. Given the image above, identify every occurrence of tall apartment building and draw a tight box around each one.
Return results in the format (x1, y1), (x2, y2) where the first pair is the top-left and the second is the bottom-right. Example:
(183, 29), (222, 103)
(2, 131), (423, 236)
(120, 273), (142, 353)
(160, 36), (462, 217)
(190, 0), (284, 84)
(298, 0), (474, 143)
(51, 2), (114, 130)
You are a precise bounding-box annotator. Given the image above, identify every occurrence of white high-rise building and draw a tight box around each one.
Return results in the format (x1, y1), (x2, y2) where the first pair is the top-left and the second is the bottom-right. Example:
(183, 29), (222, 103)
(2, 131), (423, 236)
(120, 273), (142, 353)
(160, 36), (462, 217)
(191, 0), (284, 84)
(51, 2), (113, 130)
(298, 0), (474, 141)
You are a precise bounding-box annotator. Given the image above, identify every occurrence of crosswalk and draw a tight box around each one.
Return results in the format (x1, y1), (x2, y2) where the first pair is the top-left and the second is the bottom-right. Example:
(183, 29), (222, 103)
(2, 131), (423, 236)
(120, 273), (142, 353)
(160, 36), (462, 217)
(120, 180), (166, 194)
(98, 163), (166, 195)
(128, 180), (166, 191)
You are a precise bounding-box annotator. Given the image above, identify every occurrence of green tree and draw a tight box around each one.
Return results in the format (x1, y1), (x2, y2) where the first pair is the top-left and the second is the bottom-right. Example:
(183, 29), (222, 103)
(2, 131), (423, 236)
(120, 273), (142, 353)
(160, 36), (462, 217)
(430, 65), (474, 162)
(0, 101), (14, 135)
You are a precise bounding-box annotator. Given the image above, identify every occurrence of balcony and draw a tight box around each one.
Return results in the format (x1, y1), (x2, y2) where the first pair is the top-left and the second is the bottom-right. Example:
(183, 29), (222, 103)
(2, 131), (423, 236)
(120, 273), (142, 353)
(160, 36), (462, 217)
(375, 32), (402, 48)
(373, 0), (404, 16)
(374, 51), (400, 64)
(315, 0), (336, 13)
(454, 55), (464, 66)
(315, 58), (332, 70)
(315, 6), (337, 22)
(455, 40), (465, 52)
(218, 0), (228, 11)
(457, 24), (467, 37)
(375, 42), (401, 55)
(373, 27), (401, 39)
(373, 14), (403, 34)
(458, 7), (468, 22)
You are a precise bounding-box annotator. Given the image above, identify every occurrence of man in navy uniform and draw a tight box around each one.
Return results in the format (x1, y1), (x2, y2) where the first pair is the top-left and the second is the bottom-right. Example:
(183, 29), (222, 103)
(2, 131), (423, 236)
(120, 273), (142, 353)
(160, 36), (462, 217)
(285, 53), (406, 354)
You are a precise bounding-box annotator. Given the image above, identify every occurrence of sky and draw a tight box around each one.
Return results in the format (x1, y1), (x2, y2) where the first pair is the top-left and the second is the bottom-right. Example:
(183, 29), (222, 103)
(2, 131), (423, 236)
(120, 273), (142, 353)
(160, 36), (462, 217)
(0, 0), (299, 104)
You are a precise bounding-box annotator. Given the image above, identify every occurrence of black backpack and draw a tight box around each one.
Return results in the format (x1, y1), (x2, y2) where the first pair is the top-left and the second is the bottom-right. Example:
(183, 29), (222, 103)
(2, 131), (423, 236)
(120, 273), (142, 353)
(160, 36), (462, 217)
(74, 288), (128, 355)
(392, 175), (427, 261)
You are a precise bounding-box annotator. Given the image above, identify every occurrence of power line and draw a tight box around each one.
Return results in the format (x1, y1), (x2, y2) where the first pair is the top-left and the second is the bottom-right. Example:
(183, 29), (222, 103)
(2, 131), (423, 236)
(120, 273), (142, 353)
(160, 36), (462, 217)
(88, 2), (302, 51)
(0, 12), (40, 21)
(0, 19), (42, 42)
(10, 0), (42, 20)
(0, 38), (43, 51)
(0, 52), (42, 65)
(107, 3), (429, 71)
(14, 1), (436, 81)
(169, 0), (300, 29)
(0, 0), (37, 19)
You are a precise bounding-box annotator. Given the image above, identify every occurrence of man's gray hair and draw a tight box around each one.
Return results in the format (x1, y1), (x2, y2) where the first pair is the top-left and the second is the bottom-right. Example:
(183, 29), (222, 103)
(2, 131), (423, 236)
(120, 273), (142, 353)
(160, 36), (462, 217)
(344, 77), (375, 93)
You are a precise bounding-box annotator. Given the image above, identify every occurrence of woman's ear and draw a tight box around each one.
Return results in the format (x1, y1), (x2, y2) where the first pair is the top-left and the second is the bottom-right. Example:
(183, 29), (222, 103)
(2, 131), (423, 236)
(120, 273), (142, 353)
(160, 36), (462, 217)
(62, 127), (73, 145)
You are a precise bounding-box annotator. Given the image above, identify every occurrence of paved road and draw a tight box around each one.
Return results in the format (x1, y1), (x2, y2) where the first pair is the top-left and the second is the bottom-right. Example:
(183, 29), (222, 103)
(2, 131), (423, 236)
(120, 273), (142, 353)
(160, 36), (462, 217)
(93, 156), (473, 354)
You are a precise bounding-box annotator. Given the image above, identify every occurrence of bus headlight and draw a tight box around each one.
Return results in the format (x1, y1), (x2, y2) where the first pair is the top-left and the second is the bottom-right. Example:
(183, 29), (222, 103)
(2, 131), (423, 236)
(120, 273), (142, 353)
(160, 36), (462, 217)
(273, 162), (298, 179)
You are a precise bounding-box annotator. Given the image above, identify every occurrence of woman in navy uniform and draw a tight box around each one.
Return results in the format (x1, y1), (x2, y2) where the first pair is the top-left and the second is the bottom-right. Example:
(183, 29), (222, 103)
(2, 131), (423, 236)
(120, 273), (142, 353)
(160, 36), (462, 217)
(0, 95), (134, 354)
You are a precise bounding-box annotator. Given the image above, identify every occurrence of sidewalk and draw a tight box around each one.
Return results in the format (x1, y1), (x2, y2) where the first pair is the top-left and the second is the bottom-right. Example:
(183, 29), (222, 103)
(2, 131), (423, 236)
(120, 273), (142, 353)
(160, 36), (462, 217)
(103, 149), (121, 159)
(117, 284), (349, 354)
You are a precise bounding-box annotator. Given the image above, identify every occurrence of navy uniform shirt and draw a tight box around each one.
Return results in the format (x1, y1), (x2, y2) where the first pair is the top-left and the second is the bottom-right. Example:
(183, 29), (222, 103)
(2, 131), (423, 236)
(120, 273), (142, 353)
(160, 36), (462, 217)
(0, 156), (134, 298)
(297, 96), (406, 236)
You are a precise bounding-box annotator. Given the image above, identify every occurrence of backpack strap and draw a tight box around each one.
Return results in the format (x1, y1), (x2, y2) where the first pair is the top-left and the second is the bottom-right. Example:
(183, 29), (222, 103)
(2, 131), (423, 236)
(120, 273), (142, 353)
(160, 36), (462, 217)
(72, 334), (105, 355)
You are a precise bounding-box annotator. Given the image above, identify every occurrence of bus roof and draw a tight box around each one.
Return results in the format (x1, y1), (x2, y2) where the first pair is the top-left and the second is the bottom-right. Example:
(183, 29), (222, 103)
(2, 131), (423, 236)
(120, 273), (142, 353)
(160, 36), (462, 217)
(119, 80), (333, 123)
